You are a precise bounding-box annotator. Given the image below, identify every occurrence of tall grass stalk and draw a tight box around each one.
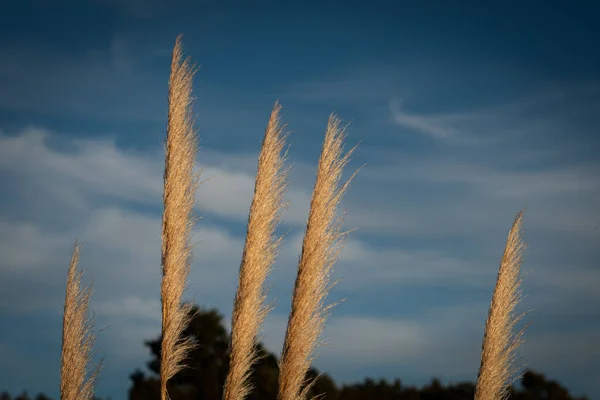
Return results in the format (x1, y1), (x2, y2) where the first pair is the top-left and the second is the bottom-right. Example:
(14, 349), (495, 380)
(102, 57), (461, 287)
(159, 35), (201, 400)
(475, 211), (528, 400)
(60, 242), (100, 400)
(223, 102), (290, 400)
(278, 116), (358, 400)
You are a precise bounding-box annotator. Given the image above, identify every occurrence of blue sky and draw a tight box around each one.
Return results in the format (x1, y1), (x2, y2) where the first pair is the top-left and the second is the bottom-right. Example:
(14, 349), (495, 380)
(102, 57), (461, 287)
(1, 0), (599, 399)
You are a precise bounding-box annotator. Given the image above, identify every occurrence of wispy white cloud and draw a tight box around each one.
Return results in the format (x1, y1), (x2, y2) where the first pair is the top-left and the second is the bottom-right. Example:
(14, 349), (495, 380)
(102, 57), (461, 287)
(389, 98), (457, 140)
(388, 81), (600, 147)
(0, 128), (312, 225)
(2, 125), (598, 298)
(277, 232), (493, 288)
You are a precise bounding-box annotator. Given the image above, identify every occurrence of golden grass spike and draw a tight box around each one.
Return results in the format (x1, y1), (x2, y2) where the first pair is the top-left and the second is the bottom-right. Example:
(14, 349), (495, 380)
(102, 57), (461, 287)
(223, 102), (290, 400)
(160, 34), (201, 400)
(475, 211), (528, 400)
(60, 242), (101, 400)
(278, 115), (358, 400)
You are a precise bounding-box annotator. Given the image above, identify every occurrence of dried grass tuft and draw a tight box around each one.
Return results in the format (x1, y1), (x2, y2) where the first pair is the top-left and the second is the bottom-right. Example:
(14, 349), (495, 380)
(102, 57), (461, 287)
(475, 211), (528, 400)
(223, 102), (290, 400)
(60, 242), (101, 400)
(278, 116), (359, 400)
(159, 34), (201, 400)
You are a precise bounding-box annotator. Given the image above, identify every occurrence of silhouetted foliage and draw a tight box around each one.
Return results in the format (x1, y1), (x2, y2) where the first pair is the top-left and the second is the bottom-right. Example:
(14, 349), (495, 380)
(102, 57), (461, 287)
(334, 371), (590, 400)
(0, 393), (108, 400)
(128, 305), (336, 400)
(1, 305), (589, 400)
(510, 370), (588, 400)
(125, 303), (589, 400)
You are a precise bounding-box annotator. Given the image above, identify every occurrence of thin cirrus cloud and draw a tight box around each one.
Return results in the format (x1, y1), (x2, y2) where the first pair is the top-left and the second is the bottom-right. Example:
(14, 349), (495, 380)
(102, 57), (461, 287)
(1, 118), (598, 299)
(389, 98), (457, 140)
(0, 128), (312, 225)
(388, 82), (600, 146)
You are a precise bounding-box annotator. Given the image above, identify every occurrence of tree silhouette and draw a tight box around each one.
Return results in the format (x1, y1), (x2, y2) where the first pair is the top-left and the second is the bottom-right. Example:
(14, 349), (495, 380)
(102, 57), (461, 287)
(128, 304), (336, 400)
(511, 370), (588, 400)
(335, 372), (589, 400)
(3, 304), (589, 400)
(127, 303), (590, 400)
(0, 393), (106, 400)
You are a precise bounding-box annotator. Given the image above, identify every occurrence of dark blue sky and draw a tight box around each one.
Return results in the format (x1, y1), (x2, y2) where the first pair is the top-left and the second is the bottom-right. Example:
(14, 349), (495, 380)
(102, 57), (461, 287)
(1, 1), (599, 399)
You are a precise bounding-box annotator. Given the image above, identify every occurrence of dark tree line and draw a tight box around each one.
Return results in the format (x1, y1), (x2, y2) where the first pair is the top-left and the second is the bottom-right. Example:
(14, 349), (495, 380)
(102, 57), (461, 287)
(2, 305), (589, 400)
(0, 395), (107, 400)
(127, 305), (589, 400)
(128, 306), (338, 400)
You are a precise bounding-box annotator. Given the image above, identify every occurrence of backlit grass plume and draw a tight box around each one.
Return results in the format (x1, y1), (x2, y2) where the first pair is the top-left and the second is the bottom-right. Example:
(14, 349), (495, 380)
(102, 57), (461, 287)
(223, 102), (290, 400)
(475, 211), (528, 400)
(60, 242), (100, 400)
(278, 116), (358, 400)
(159, 34), (201, 400)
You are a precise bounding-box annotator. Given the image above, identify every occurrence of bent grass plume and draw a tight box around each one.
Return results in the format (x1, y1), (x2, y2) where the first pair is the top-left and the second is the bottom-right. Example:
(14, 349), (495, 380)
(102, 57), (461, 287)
(55, 33), (531, 400)
(475, 211), (528, 400)
(60, 242), (100, 400)
(159, 34), (201, 400)
(223, 102), (290, 400)
(278, 116), (358, 400)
